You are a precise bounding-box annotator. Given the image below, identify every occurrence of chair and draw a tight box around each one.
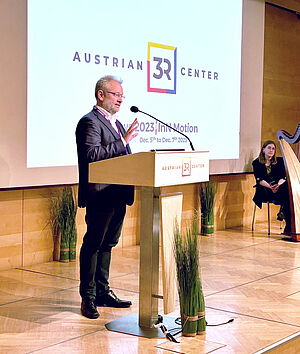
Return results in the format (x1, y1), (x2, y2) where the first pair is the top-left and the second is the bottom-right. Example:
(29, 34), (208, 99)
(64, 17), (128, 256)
(252, 201), (271, 235)
(252, 201), (283, 236)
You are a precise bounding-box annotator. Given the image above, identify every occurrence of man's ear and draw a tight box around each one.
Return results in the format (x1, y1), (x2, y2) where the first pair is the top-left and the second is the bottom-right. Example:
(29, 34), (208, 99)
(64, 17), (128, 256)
(97, 89), (104, 102)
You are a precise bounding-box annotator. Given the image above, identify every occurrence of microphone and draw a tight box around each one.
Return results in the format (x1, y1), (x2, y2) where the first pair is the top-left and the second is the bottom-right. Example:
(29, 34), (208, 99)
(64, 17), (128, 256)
(130, 106), (139, 113)
(130, 106), (195, 151)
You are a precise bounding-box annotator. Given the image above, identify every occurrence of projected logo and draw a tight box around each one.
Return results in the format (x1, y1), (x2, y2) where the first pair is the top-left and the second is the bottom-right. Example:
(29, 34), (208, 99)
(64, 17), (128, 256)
(147, 42), (177, 94)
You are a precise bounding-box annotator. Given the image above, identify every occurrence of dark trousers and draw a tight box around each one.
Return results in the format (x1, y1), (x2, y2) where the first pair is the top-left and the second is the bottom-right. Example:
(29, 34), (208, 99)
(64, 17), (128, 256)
(79, 197), (126, 299)
(256, 183), (291, 231)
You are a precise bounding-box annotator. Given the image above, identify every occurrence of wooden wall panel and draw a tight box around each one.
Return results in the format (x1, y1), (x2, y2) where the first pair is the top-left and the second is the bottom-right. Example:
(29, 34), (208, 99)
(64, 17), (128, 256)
(23, 188), (54, 266)
(0, 234), (22, 270)
(212, 174), (254, 230)
(73, 185), (86, 257)
(267, 0), (300, 13)
(262, 4), (300, 146)
(0, 190), (22, 270)
(76, 207), (86, 256)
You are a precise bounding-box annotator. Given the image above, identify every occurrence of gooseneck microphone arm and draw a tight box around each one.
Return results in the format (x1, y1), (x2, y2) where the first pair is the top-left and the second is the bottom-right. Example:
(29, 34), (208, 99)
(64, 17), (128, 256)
(130, 106), (195, 151)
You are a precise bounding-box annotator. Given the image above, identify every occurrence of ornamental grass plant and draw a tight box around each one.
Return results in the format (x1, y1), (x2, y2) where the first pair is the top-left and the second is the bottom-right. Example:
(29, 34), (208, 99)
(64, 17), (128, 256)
(199, 181), (217, 235)
(48, 186), (78, 262)
(173, 218), (206, 336)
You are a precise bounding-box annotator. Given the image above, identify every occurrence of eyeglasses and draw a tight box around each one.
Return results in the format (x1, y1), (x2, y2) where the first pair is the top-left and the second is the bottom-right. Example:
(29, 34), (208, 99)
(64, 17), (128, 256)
(106, 91), (125, 99)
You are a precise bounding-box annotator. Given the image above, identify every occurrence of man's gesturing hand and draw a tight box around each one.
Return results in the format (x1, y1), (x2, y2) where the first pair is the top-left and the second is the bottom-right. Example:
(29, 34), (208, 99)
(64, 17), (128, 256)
(124, 118), (139, 144)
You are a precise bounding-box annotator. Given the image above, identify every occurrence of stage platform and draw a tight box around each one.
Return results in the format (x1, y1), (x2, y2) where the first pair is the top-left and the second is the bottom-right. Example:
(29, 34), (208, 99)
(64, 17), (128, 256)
(0, 223), (299, 353)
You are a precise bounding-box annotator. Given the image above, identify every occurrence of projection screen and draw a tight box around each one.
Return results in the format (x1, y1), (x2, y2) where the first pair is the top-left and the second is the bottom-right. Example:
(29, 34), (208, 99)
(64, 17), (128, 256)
(0, 0), (265, 188)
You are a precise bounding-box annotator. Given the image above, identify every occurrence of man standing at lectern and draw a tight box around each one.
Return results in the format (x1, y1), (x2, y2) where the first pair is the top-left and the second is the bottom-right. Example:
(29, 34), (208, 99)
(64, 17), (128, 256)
(76, 75), (138, 319)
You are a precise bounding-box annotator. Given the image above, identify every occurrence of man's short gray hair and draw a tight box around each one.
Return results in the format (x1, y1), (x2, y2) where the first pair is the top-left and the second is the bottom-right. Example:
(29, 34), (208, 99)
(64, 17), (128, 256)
(95, 75), (123, 99)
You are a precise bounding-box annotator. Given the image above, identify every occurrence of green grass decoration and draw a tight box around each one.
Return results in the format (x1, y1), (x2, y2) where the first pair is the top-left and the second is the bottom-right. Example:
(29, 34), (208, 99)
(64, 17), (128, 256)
(173, 218), (206, 336)
(48, 187), (78, 262)
(199, 181), (216, 235)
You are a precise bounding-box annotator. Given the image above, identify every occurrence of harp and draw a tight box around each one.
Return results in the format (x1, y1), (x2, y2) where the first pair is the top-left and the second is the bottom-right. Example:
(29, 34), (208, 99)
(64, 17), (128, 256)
(276, 123), (300, 241)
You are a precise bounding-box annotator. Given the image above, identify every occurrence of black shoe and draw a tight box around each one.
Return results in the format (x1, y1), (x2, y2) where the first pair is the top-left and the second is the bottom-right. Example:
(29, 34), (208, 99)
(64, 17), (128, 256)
(277, 211), (284, 221)
(282, 226), (291, 235)
(81, 297), (99, 319)
(96, 290), (132, 308)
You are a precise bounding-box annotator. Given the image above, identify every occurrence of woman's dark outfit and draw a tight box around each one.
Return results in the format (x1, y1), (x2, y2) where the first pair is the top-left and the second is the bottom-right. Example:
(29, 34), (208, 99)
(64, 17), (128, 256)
(252, 156), (291, 233)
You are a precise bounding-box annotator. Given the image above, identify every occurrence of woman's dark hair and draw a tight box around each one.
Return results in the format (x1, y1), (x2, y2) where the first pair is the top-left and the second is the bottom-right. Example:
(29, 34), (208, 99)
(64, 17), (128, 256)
(258, 140), (277, 164)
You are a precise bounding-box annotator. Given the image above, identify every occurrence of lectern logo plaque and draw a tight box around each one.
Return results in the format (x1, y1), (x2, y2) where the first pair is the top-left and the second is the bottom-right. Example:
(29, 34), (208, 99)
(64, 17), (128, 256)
(182, 158), (191, 176)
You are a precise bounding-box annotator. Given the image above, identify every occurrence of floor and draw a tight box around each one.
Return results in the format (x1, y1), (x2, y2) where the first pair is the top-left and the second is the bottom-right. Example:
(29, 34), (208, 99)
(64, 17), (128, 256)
(0, 223), (299, 353)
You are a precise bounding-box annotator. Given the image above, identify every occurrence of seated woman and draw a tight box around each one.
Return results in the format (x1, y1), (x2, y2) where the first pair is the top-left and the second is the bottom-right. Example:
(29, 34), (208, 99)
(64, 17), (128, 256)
(252, 140), (291, 234)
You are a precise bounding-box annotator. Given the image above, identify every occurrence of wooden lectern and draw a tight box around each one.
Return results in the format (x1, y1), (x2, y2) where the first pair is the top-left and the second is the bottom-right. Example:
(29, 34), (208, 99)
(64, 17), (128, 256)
(89, 151), (209, 337)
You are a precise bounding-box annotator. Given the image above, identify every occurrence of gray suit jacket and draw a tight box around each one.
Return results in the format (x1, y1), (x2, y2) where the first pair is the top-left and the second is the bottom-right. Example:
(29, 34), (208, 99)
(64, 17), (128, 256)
(76, 107), (134, 208)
